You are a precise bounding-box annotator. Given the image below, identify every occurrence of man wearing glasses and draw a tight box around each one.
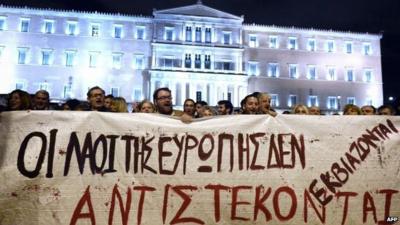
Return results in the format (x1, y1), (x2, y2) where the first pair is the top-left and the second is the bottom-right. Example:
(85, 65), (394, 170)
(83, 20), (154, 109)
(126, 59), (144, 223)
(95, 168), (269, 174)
(153, 87), (183, 116)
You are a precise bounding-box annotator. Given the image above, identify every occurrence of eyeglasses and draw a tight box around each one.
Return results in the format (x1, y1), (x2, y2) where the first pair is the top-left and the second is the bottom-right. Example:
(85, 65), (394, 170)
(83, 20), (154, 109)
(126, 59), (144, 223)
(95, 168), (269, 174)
(157, 96), (172, 101)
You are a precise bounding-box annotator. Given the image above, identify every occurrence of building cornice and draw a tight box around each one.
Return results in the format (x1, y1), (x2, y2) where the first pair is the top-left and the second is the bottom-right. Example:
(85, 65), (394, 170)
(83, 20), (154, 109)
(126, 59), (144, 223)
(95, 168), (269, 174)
(243, 24), (382, 40)
(0, 4), (153, 22)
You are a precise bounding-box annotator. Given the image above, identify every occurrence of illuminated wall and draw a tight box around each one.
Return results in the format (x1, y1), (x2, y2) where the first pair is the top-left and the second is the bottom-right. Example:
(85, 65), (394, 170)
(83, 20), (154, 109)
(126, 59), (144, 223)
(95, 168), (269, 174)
(0, 3), (383, 110)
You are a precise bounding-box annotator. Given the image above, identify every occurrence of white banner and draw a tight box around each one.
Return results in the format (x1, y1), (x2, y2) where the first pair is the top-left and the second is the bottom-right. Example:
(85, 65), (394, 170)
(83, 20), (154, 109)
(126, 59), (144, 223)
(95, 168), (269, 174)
(0, 111), (399, 225)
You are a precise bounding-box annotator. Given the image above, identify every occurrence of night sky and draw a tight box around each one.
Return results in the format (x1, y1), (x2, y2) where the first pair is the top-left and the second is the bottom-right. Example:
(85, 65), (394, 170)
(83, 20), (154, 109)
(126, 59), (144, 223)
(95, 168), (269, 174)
(2, 0), (399, 103)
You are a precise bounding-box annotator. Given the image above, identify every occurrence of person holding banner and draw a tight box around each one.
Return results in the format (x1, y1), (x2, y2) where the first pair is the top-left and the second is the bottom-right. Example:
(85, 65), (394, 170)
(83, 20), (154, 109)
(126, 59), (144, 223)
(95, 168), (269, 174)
(257, 92), (278, 117)
(32, 90), (50, 110)
(86, 86), (109, 112)
(153, 87), (183, 116)
(6, 89), (31, 111)
(241, 93), (259, 114)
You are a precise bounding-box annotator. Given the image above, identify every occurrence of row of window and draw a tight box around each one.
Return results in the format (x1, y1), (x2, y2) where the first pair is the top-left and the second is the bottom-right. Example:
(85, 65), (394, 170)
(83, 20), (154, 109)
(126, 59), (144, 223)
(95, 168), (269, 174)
(247, 62), (374, 82)
(0, 47), (146, 69)
(248, 35), (373, 55)
(0, 16), (147, 39)
(15, 82), (145, 101)
(267, 94), (371, 109)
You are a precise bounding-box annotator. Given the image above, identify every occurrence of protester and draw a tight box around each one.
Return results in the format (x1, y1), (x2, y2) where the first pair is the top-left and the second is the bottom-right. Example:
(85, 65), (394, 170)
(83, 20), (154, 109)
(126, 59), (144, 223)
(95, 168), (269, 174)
(257, 92), (277, 117)
(217, 100), (233, 115)
(138, 100), (155, 113)
(343, 104), (361, 115)
(361, 105), (376, 115)
(111, 97), (128, 112)
(87, 86), (108, 111)
(377, 104), (396, 115)
(292, 104), (309, 115)
(308, 106), (321, 115)
(202, 105), (216, 117)
(32, 90), (50, 110)
(153, 87), (182, 116)
(104, 94), (114, 111)
(183, 98), (196, 117)
(195, 100), (208, 118)
(241, 94), (259, 114)
(6, 89), (31, 111)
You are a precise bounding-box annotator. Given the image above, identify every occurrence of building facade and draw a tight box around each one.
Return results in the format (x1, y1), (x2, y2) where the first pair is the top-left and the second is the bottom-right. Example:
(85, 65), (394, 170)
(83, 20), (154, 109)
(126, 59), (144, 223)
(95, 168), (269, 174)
(0, 2), (383, 111)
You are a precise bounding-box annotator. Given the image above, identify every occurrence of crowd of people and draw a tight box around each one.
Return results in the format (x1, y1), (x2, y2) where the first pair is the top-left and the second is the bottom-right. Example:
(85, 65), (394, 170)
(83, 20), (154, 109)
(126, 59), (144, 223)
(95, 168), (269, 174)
(1, 86), (399, 120)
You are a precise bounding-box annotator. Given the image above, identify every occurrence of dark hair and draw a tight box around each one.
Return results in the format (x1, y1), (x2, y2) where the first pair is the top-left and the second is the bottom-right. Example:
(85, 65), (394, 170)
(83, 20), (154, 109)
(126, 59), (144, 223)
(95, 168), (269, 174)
(35, 90), (50, 100)
(195, 100), (208, 106)
(64, 99), (81, 110)
(87, 86), (105, 98)
(7, 89), (31, 110)
(153, 87), (171, 103)
(217, 100), (233, 114)
(184, 98), (195, 105)
(105, 94), (114, 99)
(378, 104), (396, 115)
(361, 105), (376, 113)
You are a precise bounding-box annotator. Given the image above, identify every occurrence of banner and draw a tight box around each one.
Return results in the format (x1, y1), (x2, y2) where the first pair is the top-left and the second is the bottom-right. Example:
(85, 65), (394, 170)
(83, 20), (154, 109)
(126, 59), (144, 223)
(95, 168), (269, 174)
(0, 111), (399, 225)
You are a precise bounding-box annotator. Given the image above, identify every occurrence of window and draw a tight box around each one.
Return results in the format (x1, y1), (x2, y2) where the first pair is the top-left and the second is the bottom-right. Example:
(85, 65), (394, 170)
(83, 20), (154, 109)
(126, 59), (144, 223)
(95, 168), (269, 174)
(307, 65), (317, 80)
(65, 50), (76, 67)
(195, 27), (202, 42)
(271, 94), (279, 107)
(204, 55), (211, 69)
(195, 54), (201, 69)
(327, 66), (336, 80)
(16, 82), (25, 90)
(17, 47), (28, 64)
(269, 36), (278, 48)
(66, 21), (78, 35)
(307, 39), (316, 51)
(249, 35), (258, 47)
(185, 26), (192, 42)
(362, 43), (372, 55)
(248, 61), (258, 76)
(163, 56), (174, 68)
(43, 20), (54, 34)
(205, 27), (211, 43)
(327, 96), (338, 109)
(363, 69), (373, 83)
(0, 17), (5, 31)
(89, 51), (100, 68)
(223, 32), (231, 45)
(39, 82), (49, 91)
(134, 54), (144, 69)
(289, 64), (298, 79)
(347, 97), (356, 105)
(63, 85), (72, 99)
(185, 54), (191, 68)
(326, 40), (335, 52)
(136, 26), (145, 40)
(308, 96), (319, 107)
(288, 95), (297, 107)
(346, 68), (355, 82)
(165, 27), (174, 41)
(114, 24), (123, 38)
(111, 87), (119, 97)
(268, 63), (279, 77)
(91, 24), (100, 37)
(112, 53), (123, 69)
(345, 41), (353, 54)
(41, 49), (53, 65)
(20, 18), (30, 32)
(0, 46), (5, 61)
(134, 89), (141, 102)
(288, 37), (297, 50)
(196, 91), (202, 102)
(366, 98), (373, 106)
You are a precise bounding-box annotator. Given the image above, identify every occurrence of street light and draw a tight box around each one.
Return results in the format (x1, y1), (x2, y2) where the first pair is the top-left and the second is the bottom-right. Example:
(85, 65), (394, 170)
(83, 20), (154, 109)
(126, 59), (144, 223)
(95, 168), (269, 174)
(337, 96), (341, 113)
(389, 96), (394, 101)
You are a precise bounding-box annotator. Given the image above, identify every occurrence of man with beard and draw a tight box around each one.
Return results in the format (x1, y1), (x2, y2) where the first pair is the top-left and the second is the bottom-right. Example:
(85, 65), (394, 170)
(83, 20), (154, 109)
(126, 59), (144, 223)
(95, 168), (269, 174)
(153, 87), (183, 116)
(87, 86), (108, 111)
(217, 100), (233, 115)
(32, 90), (50, 110)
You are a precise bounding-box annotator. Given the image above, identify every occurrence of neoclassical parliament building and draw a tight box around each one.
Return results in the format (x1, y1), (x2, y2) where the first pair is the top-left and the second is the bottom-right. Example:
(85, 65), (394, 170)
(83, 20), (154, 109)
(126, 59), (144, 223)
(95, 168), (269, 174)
(0, 1), (383, 111)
